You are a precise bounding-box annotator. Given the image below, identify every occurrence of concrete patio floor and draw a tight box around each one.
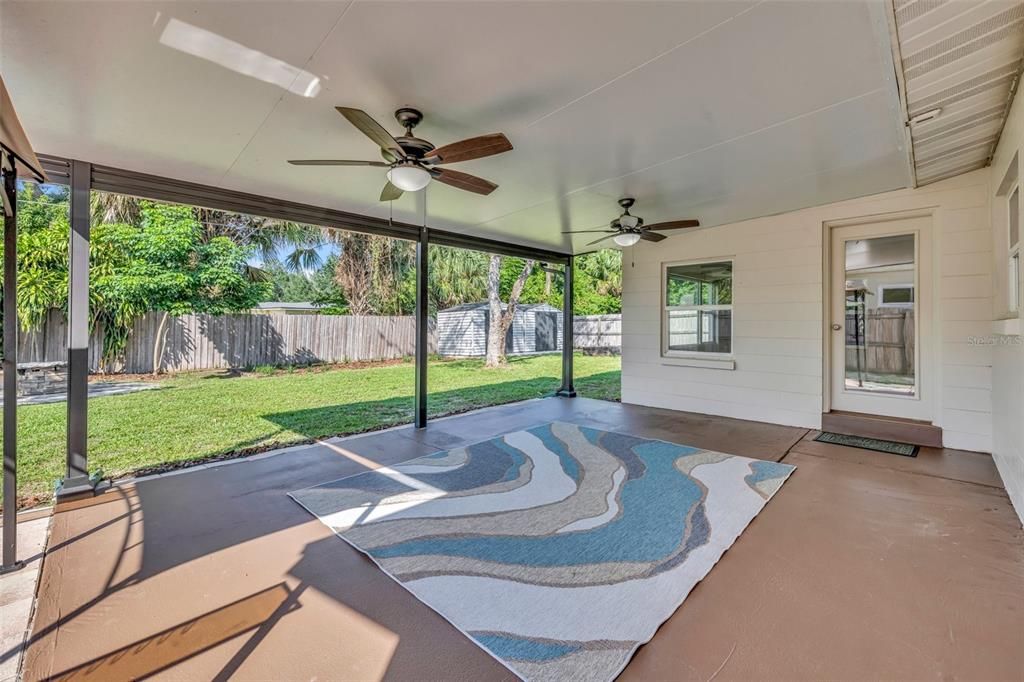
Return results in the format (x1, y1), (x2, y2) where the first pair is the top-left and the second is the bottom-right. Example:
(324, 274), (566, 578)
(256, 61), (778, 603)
(15, 397), (1024, 680)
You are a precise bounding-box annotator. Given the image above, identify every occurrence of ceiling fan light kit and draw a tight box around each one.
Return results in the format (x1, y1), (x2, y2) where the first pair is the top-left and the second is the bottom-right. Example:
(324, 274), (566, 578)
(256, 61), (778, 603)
(561, 197), (700, 248)
(613, 232), (642, 247)
(289, 106), (512, 201)
(289, 108), (701, 248)
(387, 163), (431, 192)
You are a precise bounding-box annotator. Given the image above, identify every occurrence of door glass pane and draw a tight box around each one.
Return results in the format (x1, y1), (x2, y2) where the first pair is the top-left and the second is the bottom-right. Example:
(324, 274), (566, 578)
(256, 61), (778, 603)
(844, 234), (915, 396)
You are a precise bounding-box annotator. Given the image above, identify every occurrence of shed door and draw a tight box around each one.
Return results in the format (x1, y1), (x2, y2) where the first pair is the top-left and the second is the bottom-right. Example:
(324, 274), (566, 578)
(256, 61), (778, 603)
(483, 315), (516, 354)
(535, 312), (558, 352)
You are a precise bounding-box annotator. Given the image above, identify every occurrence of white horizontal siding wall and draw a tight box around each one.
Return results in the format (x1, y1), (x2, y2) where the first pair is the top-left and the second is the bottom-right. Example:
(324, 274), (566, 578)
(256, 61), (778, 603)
(623, 217), (825, 429)
(988, 81), (1024, 523)
(622, 169), (994, 452)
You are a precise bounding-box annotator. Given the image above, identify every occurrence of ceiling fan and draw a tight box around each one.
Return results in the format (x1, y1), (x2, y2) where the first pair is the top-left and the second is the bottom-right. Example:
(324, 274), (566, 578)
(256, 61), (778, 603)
(563, 198), (700, 247)
(288, 107), (512, 201)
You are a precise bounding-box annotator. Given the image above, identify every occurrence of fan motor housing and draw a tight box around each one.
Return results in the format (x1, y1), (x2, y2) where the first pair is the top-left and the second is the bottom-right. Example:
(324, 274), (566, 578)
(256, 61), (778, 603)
(396, 136), (435, 159)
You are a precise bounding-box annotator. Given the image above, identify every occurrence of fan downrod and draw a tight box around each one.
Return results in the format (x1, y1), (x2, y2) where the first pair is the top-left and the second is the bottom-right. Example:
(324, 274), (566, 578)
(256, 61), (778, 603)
(618, 197), (636, 212)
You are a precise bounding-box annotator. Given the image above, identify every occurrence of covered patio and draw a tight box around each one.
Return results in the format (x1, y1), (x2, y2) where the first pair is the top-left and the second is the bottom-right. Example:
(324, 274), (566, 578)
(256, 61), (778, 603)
(4, 0), (1024, 679)
(14, 397), (1024, 680)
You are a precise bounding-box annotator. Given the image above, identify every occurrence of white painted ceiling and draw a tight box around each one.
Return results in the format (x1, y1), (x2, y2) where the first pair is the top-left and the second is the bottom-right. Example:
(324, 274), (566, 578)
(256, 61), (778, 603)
(1, 1), (913, 254)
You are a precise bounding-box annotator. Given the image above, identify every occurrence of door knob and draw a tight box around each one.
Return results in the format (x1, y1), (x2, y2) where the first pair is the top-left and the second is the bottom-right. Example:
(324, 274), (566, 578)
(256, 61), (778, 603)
(831, 323), (842, 331)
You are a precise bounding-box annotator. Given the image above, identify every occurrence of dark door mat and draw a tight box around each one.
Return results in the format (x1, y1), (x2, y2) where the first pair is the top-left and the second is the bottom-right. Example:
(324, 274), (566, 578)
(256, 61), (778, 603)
(814, 431), (918, 457)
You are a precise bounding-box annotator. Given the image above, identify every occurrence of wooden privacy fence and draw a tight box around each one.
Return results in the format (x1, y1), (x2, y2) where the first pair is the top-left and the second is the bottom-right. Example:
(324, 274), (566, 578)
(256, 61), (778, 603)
(15, 310), (621, 374)
(573, 314), (621, 353)
(845, 308), (914, 376)
(17, 309), (436, 374)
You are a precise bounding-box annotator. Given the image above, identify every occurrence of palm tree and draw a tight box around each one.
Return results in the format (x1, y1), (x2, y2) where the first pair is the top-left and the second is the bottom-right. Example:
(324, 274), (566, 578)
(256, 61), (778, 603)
(332, 232), (415, 315)
(578, 249), (622, 298)
(428, 246), (488, 312)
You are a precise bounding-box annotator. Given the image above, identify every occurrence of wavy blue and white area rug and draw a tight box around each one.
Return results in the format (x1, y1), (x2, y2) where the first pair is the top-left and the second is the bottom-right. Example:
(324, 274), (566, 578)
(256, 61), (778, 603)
(290, 422), (794, 681)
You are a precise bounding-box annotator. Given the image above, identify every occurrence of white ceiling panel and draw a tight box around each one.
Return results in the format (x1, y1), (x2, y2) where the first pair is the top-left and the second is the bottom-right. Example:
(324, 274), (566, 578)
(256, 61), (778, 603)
(895, 0), (1024, 186)
(2, 0), (913, 253)
(0, 1), (348, 186)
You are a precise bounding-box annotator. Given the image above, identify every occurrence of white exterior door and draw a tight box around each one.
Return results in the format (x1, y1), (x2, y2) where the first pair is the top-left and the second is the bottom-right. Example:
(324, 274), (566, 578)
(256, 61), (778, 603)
(829, 216), (933, 421)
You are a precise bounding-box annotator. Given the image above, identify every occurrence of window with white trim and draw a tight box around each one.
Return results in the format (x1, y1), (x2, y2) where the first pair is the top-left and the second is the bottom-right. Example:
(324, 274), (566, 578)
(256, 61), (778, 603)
(878, 284), (914, 308)
(1010, 184), (1020, 314)
(663, 260), (732, 355)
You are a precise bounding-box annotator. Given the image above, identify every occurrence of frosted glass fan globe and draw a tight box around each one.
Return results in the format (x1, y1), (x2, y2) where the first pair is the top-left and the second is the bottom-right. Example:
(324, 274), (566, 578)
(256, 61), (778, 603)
(387, 164), (431, 192)
(613, 232), (642, 247)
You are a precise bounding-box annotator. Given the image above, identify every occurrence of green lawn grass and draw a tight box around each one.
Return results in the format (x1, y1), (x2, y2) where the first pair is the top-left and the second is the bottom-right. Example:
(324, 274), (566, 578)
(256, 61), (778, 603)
(4, 353), (620, 507)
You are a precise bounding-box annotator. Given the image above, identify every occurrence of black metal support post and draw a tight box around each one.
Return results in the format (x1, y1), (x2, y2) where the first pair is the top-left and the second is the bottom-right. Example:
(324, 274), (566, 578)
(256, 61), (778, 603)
(557, 255), (576, 397)
(2, 161), (20, 570)
(414, 225), (429, 428)
(56, 160), (95, 499)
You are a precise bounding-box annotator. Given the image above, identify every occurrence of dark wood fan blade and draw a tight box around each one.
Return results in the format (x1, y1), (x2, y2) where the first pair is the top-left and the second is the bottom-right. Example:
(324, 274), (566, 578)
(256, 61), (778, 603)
(644, 219), (700, 231)
(288, 159), (388, 166)
(640, 231), (667, 242)
(586, 234), (615, 246)
(337, 107), (406, 159)
(432, 168), (497, 195)
(561, 229), (617, 234)
(379, 181), (404, 202)
(426, 133), (512, 164)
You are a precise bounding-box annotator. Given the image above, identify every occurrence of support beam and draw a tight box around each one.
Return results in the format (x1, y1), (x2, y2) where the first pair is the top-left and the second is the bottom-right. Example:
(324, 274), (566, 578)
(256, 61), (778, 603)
(2, 161), (19, 570)
(557, 256), (576, 398)
(39, 156), (570, 265)
(57, 160), (95, 499)
(414, 225), (429, 429)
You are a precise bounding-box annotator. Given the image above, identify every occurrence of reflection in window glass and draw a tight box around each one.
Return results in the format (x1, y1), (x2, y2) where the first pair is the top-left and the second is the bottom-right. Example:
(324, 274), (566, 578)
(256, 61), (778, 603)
(844, 234), (915, 396)
(664, 261), (732, 354)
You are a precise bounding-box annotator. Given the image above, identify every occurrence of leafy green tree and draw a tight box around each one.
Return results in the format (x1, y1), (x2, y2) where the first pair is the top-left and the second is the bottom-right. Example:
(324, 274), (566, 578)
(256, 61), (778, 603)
(265, 264), (318, 302)
(309, 255), (348, 312)
(486, 255), (534, 367)
(0, 184), (71, 359)
(573, 250), (622, 315)
(492, 249), (621, 314)
(6, 184), (70, 328)
(92, 191), (329, 278)
(94, 201), (270, 373)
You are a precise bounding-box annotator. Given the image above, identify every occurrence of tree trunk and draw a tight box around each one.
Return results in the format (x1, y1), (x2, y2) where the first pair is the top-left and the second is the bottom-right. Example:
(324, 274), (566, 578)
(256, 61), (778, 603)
(484, 255), (534, 367)
(152, 311), (169, 376)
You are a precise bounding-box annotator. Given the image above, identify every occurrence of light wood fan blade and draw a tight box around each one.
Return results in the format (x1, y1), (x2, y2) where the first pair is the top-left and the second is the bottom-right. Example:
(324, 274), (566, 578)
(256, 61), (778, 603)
(336, 107), (406, 159)
(644, 219), (700, 231)
(426, 133), (512, 164)
(640, 231), (667, 242)
(288, 160), (388, 166)
(432, 168), (497, 195)
(380, 181), (404, 202)
(586, 234), (615, 246)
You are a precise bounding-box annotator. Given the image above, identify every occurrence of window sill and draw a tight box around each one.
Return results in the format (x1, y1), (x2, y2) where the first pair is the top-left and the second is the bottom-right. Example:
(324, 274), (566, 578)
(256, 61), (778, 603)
(992, 317), (1022, 337)
(661, 355), (736, 371)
